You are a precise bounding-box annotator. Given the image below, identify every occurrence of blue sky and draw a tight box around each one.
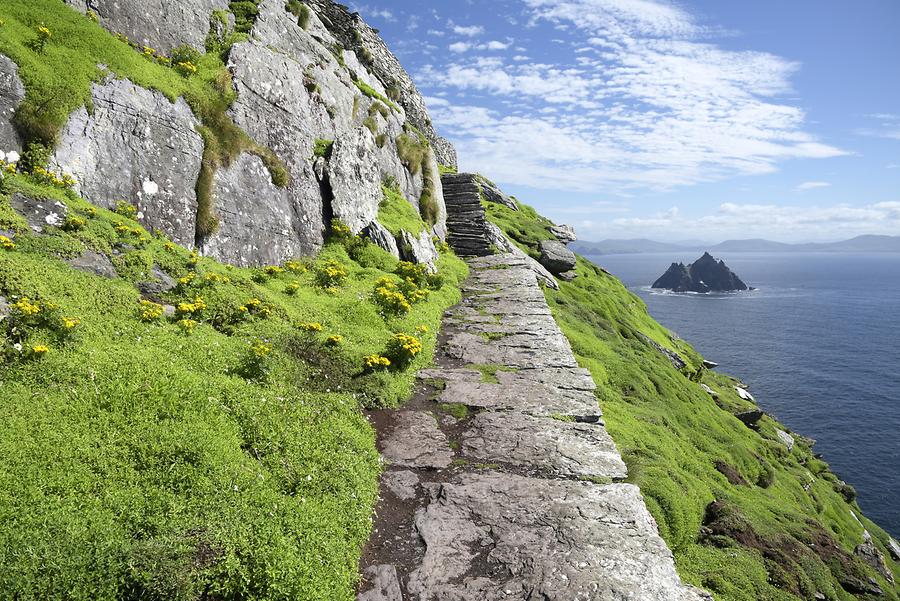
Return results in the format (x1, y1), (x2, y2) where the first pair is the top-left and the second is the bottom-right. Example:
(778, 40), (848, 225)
(352, 0), (900, 242)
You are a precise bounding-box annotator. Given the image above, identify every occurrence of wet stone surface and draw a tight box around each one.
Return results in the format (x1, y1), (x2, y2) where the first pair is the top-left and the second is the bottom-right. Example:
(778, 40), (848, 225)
(358, 253), (711, 601)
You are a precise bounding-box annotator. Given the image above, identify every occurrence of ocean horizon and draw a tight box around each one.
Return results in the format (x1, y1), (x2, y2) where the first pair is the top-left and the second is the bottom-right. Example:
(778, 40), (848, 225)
(587, 251), (900, 538)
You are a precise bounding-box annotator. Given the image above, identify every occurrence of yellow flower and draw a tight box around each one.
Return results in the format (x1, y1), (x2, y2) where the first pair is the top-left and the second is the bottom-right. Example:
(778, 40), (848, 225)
(13, 298), (41, 316)
(285, 259), (307, 273)
(325, 335), (343, 346)
(238, 305), (249, 313)
(363, 354), (391, 369)
(247, 298), (262, 307)
(299, 322), (323, 332)
(140, 300), (164, 322)
(61, 317), (81, 330)
(251, 343), (272, 358)
(0, 235), (15, 250)
(285, 282), (301, 295)
(177, 319), (197, 334)
(31, 344), (50, 357)
(416, 325), (429, 334)
(264, 265), (284, 276)
(178, 272), (196, 286)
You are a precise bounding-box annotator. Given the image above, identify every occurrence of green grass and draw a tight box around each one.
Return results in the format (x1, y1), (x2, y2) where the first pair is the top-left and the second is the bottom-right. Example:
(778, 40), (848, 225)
(482, 196), (555, 259)
(353, 80), (400, 113)
(0, 0), (288, 240)
(486, 199), (900, 600)
(0, 172), (468, 600)
(377, 183), (425, 237)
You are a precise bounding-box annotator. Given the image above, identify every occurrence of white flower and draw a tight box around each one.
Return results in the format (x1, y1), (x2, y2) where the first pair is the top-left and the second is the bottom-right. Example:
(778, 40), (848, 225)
(13, 343), (22, 352)
(142, 179), (159, 195)
(6, 151), (19, 164)
(0, 151), (6, 161)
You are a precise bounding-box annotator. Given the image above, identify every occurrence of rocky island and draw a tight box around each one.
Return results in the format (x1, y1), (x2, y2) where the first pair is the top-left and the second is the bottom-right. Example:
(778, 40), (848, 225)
(653, 252), (750, 293)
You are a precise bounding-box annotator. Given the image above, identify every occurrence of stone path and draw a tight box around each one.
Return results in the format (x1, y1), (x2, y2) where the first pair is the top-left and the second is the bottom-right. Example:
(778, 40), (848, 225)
(440, 173), (493, 257)
(358, 254), (711, 600)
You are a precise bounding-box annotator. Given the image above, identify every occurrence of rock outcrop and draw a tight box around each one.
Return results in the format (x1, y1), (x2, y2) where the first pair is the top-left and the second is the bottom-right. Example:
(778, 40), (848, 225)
(0, 54), (24, 153)
(51, 78), (203, 248)
(538, 238), (577, 274)
(8, 193), (67, 234)
(476, 174), (518, 210)
(46, 0), (447, 267)
(550, 223), (577, 244)
(485, 222), (559, 290)
(303, 0), (456, 168)
(652, 252), (749, 293)
(359, 254), (710, 600)
(62, 0), (229, 52)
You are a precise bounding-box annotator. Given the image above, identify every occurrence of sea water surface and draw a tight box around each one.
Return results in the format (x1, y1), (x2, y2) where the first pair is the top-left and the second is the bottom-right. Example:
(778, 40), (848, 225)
(586, 252), (900, 537)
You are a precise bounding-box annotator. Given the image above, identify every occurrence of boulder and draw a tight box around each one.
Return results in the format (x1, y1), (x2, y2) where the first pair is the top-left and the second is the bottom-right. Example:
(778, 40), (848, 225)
(485, 222), (558, 290)
(52, 78), (203, 247)
(775, 429), (795, 452)
(735, 410), (764, 428)
(202, 153), (320, 266)
(702, 359), (719, 369)
(887, 538), (900, 561)
(399, 229), (438, 271)
(63, 0), (229, 53)
(557, 270), (578, 281)
(550, 224), (577, 244)
(538, 239), (577, 274)
(652, 252), (749, 293)
(136, 266), (176, 296)
(8, 193), (67, 234)
(67, 251), (118, 279)
(358, 564), (403, 601)
(0, 54), (25, 153)
(363, 221), (400, 259)
(735, 387), (755, 402)
(701, 384), (719, 399)
(328, 128), (381, 234)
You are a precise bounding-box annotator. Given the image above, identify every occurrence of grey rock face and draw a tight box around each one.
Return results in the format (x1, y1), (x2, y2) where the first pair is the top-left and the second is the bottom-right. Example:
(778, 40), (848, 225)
(399, 229), (438, 271)
(360, 253), (710, 601)
(8, 193), (68, 234)
(203, 153), (320, 266)
(328, 128), (381, 233)
(539, 239), (578, 274)
(735, 409), (764, 428)
(52, 79), (203, 247)
(550, 223), (577, 244)
(67, 251), (118, 279)
(362, 221), (400, 258)
(136, 266), (176, 295)
(0, 55), (24, 153)
(304, 0), (457, 168)
(63, 0), (229, 53)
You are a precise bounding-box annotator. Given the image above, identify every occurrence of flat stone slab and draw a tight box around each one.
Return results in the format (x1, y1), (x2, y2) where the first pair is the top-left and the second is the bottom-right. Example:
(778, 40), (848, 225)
(358, 564), (402, 601)
(406, 473), (711, 600)
(445, 330), (579, 369)
(438, 380), (600, 418)
(380, 411), (453, 469)
(461, 411), (627, 479)
(496, 367), (596, 391)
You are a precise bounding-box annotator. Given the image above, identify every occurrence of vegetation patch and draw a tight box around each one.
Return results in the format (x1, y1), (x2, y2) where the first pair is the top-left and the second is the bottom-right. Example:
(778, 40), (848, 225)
(377, 182), (425, 237)
(486, 198), (900, 601)
(0, 170), (468, 599)
(465, 363), (518, 384)
(353, 79), (399, 113)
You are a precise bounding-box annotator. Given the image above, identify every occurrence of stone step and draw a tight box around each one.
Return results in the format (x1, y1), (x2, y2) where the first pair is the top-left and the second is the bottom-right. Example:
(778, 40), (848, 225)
(357, 254), (712, 601)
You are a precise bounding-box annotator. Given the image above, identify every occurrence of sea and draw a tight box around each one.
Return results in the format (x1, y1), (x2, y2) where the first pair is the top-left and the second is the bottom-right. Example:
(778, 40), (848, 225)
(584, 251), (900, 538)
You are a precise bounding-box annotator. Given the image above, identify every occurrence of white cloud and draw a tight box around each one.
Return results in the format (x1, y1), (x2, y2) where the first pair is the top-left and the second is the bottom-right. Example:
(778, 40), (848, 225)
(419, 0), (846, 192)
(486, 40), (511, 50)
(427, 29), (446, 37)
(351, 4), (395, 22)
(452, 24), (485, 37)
(448, 42), (471, 53)
(598, 201), (900, 242)
(796, 181), (831, 191)
(857, 113), (900, 140)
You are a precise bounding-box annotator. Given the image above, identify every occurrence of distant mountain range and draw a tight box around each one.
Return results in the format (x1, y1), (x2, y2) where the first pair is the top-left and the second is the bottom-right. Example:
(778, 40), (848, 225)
(571, 235), (900, 255)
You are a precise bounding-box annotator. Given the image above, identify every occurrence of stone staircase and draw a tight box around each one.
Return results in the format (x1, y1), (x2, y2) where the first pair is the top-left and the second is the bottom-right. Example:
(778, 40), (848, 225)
(440, 173), (493, 257)
(357, 254), (711, 600)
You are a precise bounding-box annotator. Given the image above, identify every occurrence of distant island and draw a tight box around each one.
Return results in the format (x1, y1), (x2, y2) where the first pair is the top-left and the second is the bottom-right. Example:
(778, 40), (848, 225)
(572, 234), (900, 255)
(652, 252), (750, 293)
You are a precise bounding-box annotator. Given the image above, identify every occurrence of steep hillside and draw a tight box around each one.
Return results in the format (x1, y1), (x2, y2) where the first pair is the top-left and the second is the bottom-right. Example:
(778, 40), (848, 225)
(484, 195), (900, 601)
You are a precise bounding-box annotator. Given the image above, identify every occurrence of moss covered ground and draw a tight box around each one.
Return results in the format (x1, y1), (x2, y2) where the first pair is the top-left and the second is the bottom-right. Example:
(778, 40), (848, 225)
(0, 171), (466, 600)
(485, 193), (899, 601)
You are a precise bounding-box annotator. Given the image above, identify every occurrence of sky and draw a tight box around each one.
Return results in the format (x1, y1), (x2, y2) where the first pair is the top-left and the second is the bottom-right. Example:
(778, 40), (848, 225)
(351, 0), (900, 243)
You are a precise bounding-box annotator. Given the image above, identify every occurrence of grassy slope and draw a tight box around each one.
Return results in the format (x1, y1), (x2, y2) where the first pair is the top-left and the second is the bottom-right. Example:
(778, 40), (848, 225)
(0, 173), (466, 600)
(485, 198), (899, 601)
